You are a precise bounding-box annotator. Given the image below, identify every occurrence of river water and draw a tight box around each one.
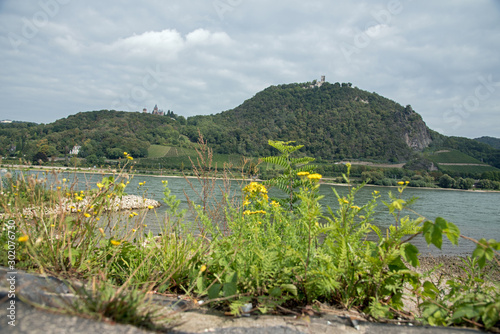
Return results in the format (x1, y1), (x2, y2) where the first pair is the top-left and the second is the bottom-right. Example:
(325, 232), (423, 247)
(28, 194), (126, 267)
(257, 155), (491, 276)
(20, 170), (500, 256)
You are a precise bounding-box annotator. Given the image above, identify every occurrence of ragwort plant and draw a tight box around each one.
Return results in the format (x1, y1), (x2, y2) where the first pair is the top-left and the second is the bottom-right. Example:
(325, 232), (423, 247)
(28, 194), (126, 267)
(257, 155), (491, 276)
(193, 141), (426, 317)
(195, 140), (498, 329)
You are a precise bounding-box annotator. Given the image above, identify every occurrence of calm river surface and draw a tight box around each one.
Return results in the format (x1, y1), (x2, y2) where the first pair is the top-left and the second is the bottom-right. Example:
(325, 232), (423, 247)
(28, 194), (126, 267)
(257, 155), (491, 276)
(26, 170), (500, 256)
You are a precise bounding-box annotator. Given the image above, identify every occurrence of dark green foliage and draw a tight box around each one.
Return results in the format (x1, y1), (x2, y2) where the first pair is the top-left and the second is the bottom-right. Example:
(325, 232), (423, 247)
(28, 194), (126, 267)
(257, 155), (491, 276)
(438, 174), (456, 188)
(189, 83), (432, 161)
(1, 82), (498, 173)
(0, 110), (184, 160)
(475, 136), (500, 150)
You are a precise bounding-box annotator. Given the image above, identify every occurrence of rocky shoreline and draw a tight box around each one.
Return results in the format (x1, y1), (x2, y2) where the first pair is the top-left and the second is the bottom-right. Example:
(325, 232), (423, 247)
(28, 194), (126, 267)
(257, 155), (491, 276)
(414, 254), (500, 282)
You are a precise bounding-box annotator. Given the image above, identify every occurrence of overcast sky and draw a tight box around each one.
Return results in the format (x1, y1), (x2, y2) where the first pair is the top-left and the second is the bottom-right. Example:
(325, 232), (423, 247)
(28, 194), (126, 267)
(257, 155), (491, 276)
(1, 0), (499, 139)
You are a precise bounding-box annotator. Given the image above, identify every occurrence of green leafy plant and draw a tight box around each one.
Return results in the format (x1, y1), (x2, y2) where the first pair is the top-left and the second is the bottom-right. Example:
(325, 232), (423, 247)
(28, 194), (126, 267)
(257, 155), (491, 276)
(261, 140), (316, 210)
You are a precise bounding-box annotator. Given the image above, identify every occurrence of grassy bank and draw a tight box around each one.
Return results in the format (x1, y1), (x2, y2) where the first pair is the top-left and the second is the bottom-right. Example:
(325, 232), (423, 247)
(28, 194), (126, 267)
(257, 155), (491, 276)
(1, 143), (499, 331)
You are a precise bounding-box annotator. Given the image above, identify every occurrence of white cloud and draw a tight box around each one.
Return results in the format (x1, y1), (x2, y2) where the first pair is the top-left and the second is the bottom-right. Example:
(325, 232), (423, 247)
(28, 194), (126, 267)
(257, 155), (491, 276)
(0, 0), (499, 138)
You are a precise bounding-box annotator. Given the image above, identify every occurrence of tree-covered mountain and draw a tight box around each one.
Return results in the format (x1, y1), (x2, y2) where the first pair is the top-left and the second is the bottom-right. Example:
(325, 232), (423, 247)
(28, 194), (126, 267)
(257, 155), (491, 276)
(184, 82), (433, 161)
(1, 80), (499, 169)
(475, 136), (500, 150)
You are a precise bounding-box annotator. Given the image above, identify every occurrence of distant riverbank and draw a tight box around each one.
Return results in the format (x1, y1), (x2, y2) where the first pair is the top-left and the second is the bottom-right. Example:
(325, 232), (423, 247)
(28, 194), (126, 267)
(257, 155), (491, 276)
(2, 164), (498, 193)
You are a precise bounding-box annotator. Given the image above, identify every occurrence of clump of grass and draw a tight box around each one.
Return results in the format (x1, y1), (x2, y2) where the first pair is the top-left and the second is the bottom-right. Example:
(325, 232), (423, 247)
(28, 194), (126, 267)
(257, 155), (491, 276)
(68, 278), (173, 331)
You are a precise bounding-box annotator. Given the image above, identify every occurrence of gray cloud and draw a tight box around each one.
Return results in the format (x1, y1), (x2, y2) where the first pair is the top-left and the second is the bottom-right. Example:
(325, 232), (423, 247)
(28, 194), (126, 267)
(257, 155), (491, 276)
(0, 0), (499, 138)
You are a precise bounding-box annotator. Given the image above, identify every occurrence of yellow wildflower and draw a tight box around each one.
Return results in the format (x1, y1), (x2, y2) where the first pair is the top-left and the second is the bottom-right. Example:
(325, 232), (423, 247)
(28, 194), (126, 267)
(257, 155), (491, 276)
(243, 210), (266, 215)
(96, 182), (104, 188)
(123, 152), (128, 155)
(338, 198), (349, 204)
(129, 214), (134, 218)
(126, 156), (133, 160)
(18, 235), (29, 242)
(307, 173), (322, 181)
(297, 171), (310, 176)
(350, 205), (361, 210)
(57, 186), (61, 190)
(271, 200), (280, 207)
(243, 200), (251, 206)
(110, 240), (121, 246)
(200, 265), (207, 272)
(405, 181), (410, 184)
(84, 213), (91, 218)
(147, 205), (154, 209)
(373, 190), (380, 195)
(133, 212), (138, 216)
(132, 229), (137, 232)
(77, 209), (81, 212)
(62, 178), (67, 182)
(397, 181), (405, 185)
(96, 217), (100, 221)
(50, 224), (55, 227)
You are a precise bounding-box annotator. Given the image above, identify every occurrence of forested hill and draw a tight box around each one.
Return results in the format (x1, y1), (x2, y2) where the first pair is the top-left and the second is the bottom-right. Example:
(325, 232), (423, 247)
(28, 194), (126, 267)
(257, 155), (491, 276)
(475, 136), (500, 150)
(0, 111), (186, 159)
(184, 82), (433, 161)
(1, 81), (499, 167)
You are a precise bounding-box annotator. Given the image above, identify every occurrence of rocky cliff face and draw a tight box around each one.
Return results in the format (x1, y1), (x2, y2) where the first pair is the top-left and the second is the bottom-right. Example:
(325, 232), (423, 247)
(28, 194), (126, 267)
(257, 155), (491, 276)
(398, 105), (432, 151)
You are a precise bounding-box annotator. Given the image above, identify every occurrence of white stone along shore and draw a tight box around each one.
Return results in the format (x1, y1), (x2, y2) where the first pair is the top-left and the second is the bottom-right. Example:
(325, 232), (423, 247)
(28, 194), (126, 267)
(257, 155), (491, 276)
(0, 195), (161, 219)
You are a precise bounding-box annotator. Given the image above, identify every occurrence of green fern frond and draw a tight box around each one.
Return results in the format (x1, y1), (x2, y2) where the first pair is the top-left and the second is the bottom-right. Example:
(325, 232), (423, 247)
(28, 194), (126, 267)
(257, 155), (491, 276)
(268, 140), (304, 154)
(290, 157), (316, 166)
(261, 156), (290, 169)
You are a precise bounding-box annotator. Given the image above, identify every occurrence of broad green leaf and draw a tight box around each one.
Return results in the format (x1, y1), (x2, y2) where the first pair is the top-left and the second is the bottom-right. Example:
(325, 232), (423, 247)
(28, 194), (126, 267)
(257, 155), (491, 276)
(451, 305), (479, 321)
(435, 217), (447, 229)
(422, 281), (439, 299)
(403, 243), (420, 267)
(223, 272), (238, 297)
(223, 282), (237, 297)
(208, 283), (222, 300)
(483, 304), (500, 329)
(423, 220), (435, 246)
(281, 284), (298, 297)
(196, 276), (204, 294)
(269, 287), (282, 297)
(472, 245), (487, 269)
(444, 221), (460, 246)
(431, 219), (443, 250)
